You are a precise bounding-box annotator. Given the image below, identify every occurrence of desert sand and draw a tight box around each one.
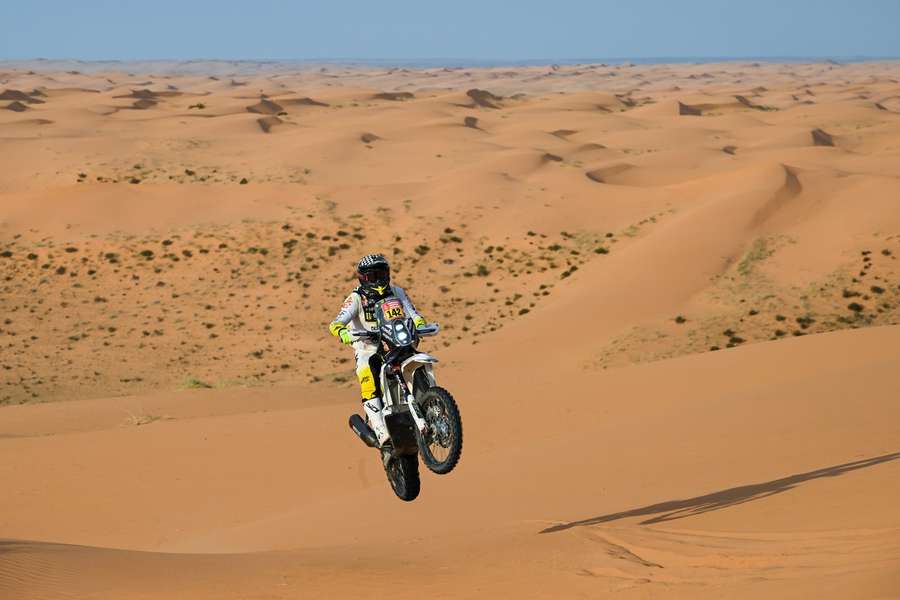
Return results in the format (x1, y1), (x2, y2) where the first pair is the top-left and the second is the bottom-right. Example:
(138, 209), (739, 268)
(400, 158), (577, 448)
(1, 60), (899, 599)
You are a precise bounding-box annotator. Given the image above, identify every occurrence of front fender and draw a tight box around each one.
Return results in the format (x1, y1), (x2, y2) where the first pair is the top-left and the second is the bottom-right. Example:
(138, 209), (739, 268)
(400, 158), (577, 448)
(402, 353), (438, 394)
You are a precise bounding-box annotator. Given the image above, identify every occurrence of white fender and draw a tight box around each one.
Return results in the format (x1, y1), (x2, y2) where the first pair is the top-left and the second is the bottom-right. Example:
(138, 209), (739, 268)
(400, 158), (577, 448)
(402, 353), (438, 394)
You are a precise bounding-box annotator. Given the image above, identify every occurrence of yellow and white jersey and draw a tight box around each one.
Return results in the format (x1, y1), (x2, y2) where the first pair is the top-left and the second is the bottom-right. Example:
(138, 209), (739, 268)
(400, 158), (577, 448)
(329, 285), (424, 337)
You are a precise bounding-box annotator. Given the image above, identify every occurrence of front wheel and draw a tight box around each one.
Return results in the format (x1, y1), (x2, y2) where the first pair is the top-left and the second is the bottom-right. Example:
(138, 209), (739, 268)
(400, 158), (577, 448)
(385, 453), (420, 501)
(417, 387), (463, 475)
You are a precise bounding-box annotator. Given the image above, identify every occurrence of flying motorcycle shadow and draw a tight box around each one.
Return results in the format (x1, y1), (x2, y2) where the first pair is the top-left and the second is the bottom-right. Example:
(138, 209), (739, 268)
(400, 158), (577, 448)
(541, 451), (900, 533)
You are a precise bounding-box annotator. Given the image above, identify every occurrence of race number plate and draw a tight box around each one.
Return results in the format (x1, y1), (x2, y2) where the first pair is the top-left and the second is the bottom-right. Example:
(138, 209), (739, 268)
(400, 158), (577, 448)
(381, 298), (405, 320)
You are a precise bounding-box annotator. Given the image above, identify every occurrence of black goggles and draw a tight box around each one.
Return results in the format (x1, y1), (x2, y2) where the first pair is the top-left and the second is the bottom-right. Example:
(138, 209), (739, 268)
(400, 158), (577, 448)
(359, 267), (389, 283)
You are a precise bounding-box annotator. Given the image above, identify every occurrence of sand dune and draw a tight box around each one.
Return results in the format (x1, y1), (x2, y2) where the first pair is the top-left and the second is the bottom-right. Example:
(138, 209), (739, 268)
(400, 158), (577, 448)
(115, 88), (182, 99)
(372, 91), (414, 101)
(677, 100), (703, 115)
(467, 88), (503, 108)
(257, 115), (284, 132)
(279, 96), (330, 107)
(812, 127), (836, 146)
(550, 128), (578, 138)
(0, 60), (898, 599)
(3, 100), (29, 112)
(0, 326), (898, 598)
(130, 97), (157, 109)
(585, 162), (635, 183)
(0, 89), (45, 103)
(246, 98), (284, 115)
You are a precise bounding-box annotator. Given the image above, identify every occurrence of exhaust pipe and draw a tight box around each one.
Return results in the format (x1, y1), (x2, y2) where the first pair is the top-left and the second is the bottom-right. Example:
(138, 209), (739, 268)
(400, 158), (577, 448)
(349, 414), (379, 448)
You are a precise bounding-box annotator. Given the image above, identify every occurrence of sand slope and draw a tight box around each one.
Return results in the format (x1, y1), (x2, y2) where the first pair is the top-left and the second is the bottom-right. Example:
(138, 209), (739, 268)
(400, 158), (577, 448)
(1, 61), (899, 598)
(1, 326), (898, 598)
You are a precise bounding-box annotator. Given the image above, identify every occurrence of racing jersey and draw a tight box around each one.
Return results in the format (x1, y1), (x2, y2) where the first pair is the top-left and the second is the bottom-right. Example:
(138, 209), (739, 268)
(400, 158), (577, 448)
(329, 285), (426, 340)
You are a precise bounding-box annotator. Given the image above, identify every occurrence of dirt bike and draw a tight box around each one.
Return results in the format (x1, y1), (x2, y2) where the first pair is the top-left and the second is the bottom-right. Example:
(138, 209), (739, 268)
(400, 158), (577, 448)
(347, 295), (463, 502)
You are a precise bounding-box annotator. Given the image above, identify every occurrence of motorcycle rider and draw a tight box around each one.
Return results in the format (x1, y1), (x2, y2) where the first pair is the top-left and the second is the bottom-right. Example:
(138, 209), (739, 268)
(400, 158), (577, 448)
(329, 254), (427, 447)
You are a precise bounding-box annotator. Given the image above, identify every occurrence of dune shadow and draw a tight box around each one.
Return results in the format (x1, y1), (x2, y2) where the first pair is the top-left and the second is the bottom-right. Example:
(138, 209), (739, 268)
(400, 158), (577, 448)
(0, 539), (84, 555)
(541, 452), (900, 534)
(0, 539), (58, 557)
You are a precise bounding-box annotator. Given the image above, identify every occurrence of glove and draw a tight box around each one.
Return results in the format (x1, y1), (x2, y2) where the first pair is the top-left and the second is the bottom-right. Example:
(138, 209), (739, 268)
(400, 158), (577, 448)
(338, 329), (353, 345)
(414, 316), (427, 330)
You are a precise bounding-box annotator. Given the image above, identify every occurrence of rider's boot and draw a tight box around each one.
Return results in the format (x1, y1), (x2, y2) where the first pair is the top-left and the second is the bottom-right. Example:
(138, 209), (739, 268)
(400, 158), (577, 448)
(363, 397), (390, 447)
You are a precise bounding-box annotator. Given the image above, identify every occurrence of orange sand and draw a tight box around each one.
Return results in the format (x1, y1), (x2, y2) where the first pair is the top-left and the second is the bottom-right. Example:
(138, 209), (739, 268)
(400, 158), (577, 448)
(1, 61), (899, 599)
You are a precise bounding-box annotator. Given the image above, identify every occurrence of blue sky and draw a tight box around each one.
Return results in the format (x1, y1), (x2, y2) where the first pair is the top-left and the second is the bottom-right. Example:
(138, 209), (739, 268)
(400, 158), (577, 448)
(2, 0), (898, 61)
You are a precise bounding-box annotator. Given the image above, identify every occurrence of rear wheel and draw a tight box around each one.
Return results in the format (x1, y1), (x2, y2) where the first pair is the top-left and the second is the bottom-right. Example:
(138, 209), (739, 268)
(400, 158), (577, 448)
(385, 453), (420, 501)
(417, 387), (463, 475)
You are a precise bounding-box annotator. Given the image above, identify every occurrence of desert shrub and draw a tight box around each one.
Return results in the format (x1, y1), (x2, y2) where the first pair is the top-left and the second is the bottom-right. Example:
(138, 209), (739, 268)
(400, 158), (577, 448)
(796, 315), (815, 329)
(185, 377), (212, 388)
(737, 238), (772, 276)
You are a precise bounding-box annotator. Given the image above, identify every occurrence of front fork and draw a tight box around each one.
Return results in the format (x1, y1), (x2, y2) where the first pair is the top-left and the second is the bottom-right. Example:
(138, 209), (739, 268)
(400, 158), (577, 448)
(384, 369), (429, 438)
(406, 392), (429, 434)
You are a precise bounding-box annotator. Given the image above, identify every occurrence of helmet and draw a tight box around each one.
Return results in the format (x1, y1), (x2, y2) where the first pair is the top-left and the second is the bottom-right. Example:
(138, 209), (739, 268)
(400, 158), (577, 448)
(357, 254), (391, 298)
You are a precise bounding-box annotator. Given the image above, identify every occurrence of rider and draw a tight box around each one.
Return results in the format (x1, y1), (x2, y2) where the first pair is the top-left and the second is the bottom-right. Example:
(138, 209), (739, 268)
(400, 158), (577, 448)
(329, 254), (427, 446)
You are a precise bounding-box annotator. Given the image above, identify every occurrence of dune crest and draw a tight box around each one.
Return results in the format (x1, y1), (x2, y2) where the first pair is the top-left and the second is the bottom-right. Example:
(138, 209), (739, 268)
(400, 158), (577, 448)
(467, 88), (503, 108)
(550, 129), (578, 139)
(748, 164), (804, 228)
(677, 101), (703, 116)
(280, 96), (329, 107)
(130, 98), (156, 109)
(0, 89), (45, 103)
(4, 101), (29, 112)
(256, 115), (283, 133)
(811, 128), (835, 146)
(372, 91), (414, 101)
(585, 163), (634, 183)
(246, 98), (284, 115)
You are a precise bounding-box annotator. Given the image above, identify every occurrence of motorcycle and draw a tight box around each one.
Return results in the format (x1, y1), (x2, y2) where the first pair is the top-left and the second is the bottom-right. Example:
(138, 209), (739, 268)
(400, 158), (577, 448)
(347, 295), (463, 501)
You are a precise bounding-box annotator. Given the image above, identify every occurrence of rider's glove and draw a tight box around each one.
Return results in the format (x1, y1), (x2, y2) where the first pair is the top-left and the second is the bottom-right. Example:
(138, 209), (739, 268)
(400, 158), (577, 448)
(338, 328), (353, 345)
(414, 316), (427, 330)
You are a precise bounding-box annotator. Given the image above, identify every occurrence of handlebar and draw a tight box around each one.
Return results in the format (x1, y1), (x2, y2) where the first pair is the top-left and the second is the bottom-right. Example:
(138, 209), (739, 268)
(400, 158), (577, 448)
(348, 322), (440, 341)
(348, 329), (378, 340)
(417, 323), (441, 337)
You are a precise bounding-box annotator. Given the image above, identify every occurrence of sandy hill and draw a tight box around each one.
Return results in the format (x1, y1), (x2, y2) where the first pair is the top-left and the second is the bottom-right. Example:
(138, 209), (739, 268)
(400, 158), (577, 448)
(0, 61), (898, 599)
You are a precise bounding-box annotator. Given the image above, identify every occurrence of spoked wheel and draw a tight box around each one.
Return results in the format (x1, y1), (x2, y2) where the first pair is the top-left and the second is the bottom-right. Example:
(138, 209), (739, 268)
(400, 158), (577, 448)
(417, 387), (463, 475)
(384, 452), (420, 502)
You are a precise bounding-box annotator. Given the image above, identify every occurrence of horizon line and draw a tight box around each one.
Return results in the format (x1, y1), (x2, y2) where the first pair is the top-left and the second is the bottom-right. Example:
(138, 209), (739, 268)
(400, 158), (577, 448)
(4, 55), (900, 65)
